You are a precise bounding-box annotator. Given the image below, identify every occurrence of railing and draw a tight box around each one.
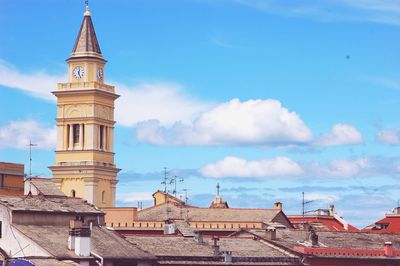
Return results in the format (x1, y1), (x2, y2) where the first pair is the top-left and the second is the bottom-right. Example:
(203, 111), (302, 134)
(57, 161), (115, 167)
(57, 82), (115, 93)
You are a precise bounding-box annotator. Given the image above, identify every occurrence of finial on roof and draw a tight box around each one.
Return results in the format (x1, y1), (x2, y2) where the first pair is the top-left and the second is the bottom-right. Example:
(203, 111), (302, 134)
(84, 0), (91, 16)
(216, 183), (220, 196)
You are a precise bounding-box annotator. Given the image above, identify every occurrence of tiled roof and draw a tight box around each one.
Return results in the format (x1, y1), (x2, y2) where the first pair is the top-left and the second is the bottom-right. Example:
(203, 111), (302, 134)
(252, 229), (400, 251)
(70, 7), (102, 58)
(0, 195), (102, 214)
(175, 220), (195, 237)
(29, 178), (66, 197)
(138, 203), (281, 223)
(368, 216), (400, 233)
(289, 216), (359, 232)
(14, 225), (153, 260)
(125, 235), (299, 259)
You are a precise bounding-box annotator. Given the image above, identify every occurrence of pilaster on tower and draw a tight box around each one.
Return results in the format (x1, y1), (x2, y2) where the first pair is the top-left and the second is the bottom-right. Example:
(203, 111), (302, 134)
(49, 5), (120, 208)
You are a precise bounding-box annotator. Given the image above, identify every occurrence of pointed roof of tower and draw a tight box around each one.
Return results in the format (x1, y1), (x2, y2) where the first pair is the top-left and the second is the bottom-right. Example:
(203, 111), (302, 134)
(69, 5), (103, 60)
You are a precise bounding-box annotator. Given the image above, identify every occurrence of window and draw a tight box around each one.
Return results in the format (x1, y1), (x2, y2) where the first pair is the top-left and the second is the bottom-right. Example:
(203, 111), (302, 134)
(101, 190), (106, 202)
(99, 125), (105, 150)
(73, 124), (80, 144)
(71, 190), (76, 198)
(0, 174), (4, 188)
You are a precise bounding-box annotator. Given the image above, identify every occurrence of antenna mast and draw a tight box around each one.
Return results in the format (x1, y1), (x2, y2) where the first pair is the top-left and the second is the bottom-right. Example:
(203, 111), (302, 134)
(302, 192), (314, 219)
(28, 140), (37, 179)
(170, 175), (184, 197)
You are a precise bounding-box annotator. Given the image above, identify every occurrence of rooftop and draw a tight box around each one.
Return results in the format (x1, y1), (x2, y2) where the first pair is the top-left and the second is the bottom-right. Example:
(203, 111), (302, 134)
(138, 202), (285, 224)
(28, 178), (66, 197)
(125, 235), (301, 265)
(0, 195), (102, 214)
(14, 224), (153, 260)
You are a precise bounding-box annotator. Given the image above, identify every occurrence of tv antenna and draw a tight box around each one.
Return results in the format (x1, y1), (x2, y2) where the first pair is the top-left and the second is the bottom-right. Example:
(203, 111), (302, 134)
(169, 175), (184, 197)
(28, 140), (37, 179)
(183, 188), (189, 204)
(161, 167), (169, 193)
(302, 192), (314, 218)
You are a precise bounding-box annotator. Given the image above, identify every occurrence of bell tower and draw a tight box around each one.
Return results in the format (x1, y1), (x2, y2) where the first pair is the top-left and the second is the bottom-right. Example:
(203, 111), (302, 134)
(50, 5), (120, 207)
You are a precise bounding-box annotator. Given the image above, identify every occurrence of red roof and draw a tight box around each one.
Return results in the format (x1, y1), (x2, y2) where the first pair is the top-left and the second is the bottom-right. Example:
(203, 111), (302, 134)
(289, 216), (359, 232)
(365, 216), (400, 233)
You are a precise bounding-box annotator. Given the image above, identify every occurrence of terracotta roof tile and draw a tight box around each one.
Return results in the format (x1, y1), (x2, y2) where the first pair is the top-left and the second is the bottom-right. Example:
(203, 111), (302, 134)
(0, 195), (102, 214)
(138, 203), (281, 223)
(14, 225), (153, 260)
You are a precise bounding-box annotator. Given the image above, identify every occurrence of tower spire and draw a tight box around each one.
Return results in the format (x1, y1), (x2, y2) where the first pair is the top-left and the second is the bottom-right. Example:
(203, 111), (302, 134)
(70, 2), (103, 60)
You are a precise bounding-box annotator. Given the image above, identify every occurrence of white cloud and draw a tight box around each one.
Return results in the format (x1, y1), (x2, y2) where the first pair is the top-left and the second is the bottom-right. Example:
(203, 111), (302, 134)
(0, 60), (64, 101)
(136, 98), (313, 146)
(200, 156), (304, 178)
(303, 192), (341, 202)
(376, 128), (400, 145)
(307, 158), (370, 178)
(0, 60), (211, 128)
(315, 124), (363, 147)
(232, 0), (400, 25)
(116, 82), (212, 127)
(0, 60), (363, 148)
(117, 192), (153, 203)
(0, 120), (56, 150)
(200, 156), (372, 179)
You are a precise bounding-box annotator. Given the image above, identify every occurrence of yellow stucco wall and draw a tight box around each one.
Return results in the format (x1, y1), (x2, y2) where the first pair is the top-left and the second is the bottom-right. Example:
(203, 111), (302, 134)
(103, 207), (138, 226)
(51, 55), (119, 207)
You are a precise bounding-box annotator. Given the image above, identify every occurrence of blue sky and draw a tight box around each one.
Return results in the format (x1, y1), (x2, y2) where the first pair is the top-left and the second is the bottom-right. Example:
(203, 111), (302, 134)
(1, 0), (400, 228)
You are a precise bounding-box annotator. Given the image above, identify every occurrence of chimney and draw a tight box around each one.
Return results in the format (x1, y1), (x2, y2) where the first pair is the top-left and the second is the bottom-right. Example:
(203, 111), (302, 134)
(274, 202), (283, 210)
(212, 236), (220, 256)
(265, 226), (276, 240)
(394, 207), (400, 215)
(194, 231), (204, 244)
(384, 242), (394, 257)
(74, 225), (91, 257)
(329, 204), (335, 216)
(163, 222), (177, 235)
(308, 229), (318, 246)
(223, 251), (232, 262)
(68, 219), (83, 250)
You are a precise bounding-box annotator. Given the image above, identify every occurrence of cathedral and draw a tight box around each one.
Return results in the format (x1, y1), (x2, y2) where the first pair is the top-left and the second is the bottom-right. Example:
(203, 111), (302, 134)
(49, 5), (119, 207)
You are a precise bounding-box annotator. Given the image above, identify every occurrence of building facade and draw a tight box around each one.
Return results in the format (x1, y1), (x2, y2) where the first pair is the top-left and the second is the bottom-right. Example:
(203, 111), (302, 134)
(0, 162), (24, 196)
(49, 6), (119, 207)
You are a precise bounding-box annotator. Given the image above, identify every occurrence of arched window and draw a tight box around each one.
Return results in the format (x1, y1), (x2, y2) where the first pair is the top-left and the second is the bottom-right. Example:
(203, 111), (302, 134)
(71, 190), (76, 198)
(102, 190), (106, 202)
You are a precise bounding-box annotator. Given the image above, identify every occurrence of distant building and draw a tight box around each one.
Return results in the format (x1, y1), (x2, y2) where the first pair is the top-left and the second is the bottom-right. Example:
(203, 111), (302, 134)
(153, 190), (185, 206)
(0, 162), (24, 195)
(363, 207), (400, 233)
(288, 204), (359, 232)
(110, 198), (292, 236)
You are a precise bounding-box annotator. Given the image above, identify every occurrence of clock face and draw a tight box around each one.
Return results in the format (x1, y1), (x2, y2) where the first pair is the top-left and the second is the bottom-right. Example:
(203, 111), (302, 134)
(97, 68), (104, 80)
(73, 66), (85, 80)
